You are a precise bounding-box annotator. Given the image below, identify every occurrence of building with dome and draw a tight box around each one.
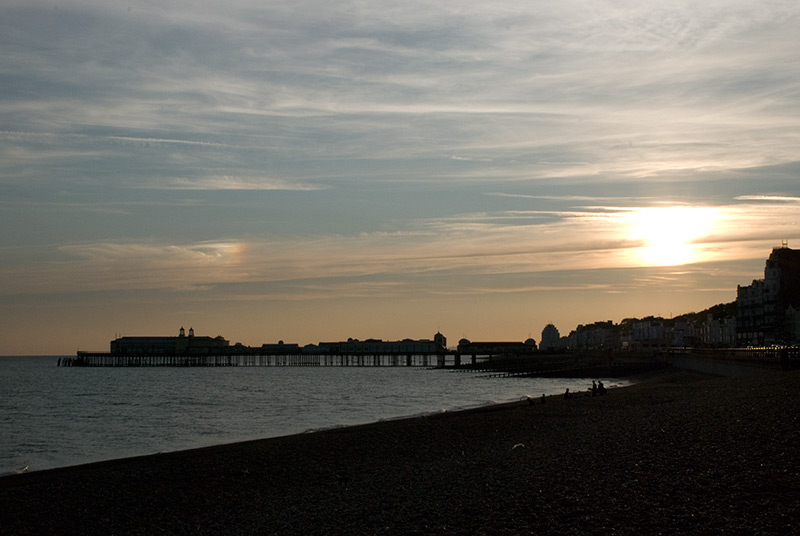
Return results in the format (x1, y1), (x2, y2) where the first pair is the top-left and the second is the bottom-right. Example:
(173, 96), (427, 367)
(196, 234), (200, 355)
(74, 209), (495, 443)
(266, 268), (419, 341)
(540, 324), (562, 351)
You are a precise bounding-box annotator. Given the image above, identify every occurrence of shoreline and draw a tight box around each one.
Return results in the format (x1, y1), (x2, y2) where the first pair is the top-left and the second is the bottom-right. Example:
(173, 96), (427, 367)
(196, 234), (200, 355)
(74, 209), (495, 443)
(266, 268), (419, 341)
(1, 362), (630, 476)
(2, 368), (798, 534)
(0, 375), (630, 478)
(0, 380), (622, 479)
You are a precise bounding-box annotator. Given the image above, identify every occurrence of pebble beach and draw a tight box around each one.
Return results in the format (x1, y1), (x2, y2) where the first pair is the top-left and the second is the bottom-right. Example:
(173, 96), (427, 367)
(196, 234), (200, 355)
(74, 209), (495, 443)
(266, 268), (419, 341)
(1, 368), (798, 535)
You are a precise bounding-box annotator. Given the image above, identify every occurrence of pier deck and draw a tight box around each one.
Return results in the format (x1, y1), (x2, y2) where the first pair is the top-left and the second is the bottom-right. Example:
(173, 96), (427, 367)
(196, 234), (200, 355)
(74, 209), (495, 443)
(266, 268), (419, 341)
(60, 351), (449, 368)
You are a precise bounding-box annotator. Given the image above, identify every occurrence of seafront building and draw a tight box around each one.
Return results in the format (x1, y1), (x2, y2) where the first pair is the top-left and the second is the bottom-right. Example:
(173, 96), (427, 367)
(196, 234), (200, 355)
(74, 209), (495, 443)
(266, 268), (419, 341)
(737, 244), (800, 346)
(537, 246), (798, 351)
(85, 247), (798, 364)
(555, 305), (740, 352)
(540, 324), (561, 351)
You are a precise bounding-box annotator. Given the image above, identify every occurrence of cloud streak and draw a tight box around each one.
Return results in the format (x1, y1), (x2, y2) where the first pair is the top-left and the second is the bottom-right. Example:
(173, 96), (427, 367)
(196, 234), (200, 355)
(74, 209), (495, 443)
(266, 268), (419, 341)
(2, 197), (796, 300)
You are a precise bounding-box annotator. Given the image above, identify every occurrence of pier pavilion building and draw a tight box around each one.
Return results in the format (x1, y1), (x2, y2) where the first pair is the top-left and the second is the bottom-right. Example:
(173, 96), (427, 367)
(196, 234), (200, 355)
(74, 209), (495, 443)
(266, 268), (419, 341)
(110, 327), (230, 356)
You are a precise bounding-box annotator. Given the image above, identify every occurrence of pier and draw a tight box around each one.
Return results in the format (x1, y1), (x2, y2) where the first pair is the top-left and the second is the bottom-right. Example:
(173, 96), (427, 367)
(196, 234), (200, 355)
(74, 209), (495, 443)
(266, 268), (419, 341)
(60, 351), (451, 368)
(64, 328), (460, 367)
(63, 323), (799, 373)
(60, 346), (800, 371)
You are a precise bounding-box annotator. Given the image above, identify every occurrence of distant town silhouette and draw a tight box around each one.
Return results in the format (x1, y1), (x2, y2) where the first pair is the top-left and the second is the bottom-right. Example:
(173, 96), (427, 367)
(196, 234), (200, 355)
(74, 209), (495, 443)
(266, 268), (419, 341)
(65, 246), (800, 368)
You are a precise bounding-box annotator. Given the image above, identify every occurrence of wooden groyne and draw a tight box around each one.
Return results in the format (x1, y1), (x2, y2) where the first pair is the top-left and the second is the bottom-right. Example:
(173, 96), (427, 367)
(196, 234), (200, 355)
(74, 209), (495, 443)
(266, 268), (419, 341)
(664, 346), (800, 373)
(445, 347), (800, 378)
(450, 352), (666, 378)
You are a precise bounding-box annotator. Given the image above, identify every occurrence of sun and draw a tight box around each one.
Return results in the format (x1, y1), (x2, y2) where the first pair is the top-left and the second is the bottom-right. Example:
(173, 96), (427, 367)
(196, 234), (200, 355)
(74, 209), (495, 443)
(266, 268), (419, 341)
(627, 206), (716, 266)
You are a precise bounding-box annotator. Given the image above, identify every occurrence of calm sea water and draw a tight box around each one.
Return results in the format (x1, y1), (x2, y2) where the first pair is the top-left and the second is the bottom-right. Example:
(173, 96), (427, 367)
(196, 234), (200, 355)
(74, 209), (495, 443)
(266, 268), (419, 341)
(0, 356), (626, 474)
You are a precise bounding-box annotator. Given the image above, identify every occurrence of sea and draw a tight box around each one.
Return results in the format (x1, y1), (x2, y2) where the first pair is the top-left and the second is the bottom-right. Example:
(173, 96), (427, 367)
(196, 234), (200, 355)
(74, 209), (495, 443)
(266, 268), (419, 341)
(0, 356), (627, 475)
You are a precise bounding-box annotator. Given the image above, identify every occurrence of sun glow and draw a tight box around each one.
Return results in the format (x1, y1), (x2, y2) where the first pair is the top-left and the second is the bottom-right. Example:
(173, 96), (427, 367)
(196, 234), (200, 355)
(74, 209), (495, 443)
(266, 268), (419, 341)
(627, 206), (716, 266)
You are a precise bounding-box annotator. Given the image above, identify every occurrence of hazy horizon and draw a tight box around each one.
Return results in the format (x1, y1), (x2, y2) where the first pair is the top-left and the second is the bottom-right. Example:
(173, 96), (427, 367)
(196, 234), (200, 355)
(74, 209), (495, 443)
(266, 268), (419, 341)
(2, 1), (799, 355)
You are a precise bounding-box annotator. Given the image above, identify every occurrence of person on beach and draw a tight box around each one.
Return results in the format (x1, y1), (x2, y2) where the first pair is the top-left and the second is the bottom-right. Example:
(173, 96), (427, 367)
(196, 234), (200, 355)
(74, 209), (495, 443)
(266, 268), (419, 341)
(592, 380), (597, 396)
(597, 381), (606, 396)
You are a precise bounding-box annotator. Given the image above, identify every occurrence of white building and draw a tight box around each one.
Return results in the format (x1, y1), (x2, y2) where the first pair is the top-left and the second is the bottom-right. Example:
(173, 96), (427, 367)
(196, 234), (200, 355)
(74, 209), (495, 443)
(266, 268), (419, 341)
(540, 324), (561, 351)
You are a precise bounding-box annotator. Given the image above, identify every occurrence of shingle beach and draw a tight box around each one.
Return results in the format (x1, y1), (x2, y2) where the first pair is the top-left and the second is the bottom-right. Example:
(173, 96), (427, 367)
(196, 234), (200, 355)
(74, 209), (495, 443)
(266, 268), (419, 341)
(1, 369), (798, 535)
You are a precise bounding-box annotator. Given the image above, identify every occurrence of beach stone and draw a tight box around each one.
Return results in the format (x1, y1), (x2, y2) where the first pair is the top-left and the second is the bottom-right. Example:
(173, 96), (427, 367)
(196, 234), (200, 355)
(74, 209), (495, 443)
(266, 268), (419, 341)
(1, 369), (799, 535)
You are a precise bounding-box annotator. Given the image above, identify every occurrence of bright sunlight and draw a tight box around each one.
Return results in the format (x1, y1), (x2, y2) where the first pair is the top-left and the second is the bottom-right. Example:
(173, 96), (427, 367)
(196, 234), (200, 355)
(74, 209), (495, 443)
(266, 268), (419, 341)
(627, 206), (717, 266)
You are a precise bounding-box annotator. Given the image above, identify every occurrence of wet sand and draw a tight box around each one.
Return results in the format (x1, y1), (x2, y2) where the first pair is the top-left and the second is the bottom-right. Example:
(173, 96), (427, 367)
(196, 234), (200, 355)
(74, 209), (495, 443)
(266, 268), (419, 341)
(1, 369), (798, 535)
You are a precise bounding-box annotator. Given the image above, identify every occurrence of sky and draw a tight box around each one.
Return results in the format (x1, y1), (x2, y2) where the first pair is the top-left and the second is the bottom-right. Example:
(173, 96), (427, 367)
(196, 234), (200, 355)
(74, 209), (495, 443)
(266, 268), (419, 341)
(2, 0), (799, 355)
